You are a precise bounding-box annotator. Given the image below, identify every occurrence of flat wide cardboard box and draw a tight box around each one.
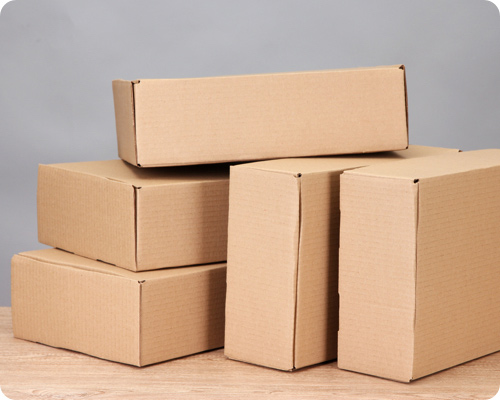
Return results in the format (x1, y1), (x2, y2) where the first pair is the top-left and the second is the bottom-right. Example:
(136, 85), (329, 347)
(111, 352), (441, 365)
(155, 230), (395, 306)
(338, 149), (500, 382)
(38, 160), (229, 271)
(11, 248), (226, 367)
(225, 145), (459, 371)
(112, 65), (408, 167)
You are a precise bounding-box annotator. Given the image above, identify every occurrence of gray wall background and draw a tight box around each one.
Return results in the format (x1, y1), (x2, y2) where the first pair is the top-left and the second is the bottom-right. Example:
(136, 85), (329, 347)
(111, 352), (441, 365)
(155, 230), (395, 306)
(0, 0), (499, 306)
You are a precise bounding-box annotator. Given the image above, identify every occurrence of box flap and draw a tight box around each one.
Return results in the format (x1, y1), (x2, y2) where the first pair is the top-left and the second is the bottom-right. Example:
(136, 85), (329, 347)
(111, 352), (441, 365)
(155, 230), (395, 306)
(112, 80), (138, 165)
(344, 149), (500, 181)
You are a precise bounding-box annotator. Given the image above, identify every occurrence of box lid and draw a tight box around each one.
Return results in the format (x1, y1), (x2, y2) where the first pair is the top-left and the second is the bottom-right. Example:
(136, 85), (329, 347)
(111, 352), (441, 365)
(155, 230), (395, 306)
(344, 149), (500, 181)
(18, 249), (226, 281)
(45, 160), (229, 187)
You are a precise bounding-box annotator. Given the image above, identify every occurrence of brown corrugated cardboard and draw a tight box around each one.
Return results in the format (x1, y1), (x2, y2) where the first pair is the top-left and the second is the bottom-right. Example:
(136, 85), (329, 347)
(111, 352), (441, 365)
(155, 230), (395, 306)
(37, 160), (229, 271)
(11, 248), (226, 367)
(338, 149), (500, 382)
(112, 65), (409, 167)
(224, 145), (459, 371)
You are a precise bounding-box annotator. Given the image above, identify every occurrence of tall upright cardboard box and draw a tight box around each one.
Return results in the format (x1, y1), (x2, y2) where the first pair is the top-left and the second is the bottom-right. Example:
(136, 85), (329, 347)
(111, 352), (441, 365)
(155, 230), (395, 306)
(339, 149), (500, 382)
(113, 65), (408, 167)
(225, 145), (459, 371)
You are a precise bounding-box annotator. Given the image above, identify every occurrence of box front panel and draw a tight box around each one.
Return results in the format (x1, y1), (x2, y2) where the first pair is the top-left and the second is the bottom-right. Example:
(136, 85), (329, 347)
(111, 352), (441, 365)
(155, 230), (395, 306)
(413, 168), (500, 379)
(11, 255), (141, 365)
(225, 167), (300, 370)
(37, 165), (136, 269)
(338, 174), (418, 382)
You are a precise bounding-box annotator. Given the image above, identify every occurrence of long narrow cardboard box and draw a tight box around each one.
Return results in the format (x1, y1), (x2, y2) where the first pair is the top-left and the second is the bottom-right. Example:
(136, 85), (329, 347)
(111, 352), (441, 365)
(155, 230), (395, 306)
(37, 160), (229, 271)
(112, 65), (408, 167)
(11, 248), (226, 366)
(224, 145), (459, 371)
(338, 149), (500, 382)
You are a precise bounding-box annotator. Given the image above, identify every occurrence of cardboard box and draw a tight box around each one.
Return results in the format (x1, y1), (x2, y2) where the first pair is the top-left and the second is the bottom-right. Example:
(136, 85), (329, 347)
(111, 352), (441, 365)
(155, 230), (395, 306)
(112, 65), (409, 167)
(37, 160), (229, 271)
(338, 149), (500, 382)
(224, 145), (459, 371)
(11, 248), (226, 366)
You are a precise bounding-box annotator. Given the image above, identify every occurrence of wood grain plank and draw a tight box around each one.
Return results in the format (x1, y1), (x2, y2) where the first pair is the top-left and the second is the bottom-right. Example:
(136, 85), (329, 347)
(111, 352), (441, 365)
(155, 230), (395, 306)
(0, 308), (498, 399)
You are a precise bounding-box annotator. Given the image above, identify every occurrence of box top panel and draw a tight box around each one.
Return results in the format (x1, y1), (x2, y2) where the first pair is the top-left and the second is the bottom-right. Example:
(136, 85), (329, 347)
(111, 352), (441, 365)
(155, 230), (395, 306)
(117, 65), (404, 83)
(234, 145), (459, 176)
(42, 160), (229, 187)
(17, 249), (226, 281)
(344, 149), (500, 181)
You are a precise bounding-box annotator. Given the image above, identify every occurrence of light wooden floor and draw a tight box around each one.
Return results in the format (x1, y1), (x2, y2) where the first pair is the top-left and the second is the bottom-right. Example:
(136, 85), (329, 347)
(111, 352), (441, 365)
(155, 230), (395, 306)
(0, 308), (498, 399)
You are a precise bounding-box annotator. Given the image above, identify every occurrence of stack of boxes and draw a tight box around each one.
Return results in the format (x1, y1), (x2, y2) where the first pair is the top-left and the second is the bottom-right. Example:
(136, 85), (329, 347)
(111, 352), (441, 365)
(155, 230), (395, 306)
(11, 64), (500, 381)
(13, 161), (230, 366)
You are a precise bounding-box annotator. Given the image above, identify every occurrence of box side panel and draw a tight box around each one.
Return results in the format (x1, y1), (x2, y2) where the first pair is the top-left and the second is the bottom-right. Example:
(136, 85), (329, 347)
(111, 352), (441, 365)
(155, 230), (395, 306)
(139, 265), (226, 366)
(136, 180), (229, 270)
(133, 67), (407, 166)
(338, 174), (418, 382)
(11, 255), (141, 365)
(413, 168), (500, 379)
(225, 167), (300, 370)
(37, 165), (136, 269)
(294, 172), (341, 369)
(112, 80), (138, 165)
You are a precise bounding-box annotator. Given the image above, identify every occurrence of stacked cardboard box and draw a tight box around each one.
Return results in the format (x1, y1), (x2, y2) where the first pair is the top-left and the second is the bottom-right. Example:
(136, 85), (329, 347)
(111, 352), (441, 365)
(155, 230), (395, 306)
(13, 161), (230, 366)
(224, 145), (459, 371)
(224, 146), (500, 379)
(338, 149), (500, 381)
(11, 64), (500, 381)
(12, 249), (226, 366)
(37, 161), (230, 271)
(112, 65), (408, 166)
